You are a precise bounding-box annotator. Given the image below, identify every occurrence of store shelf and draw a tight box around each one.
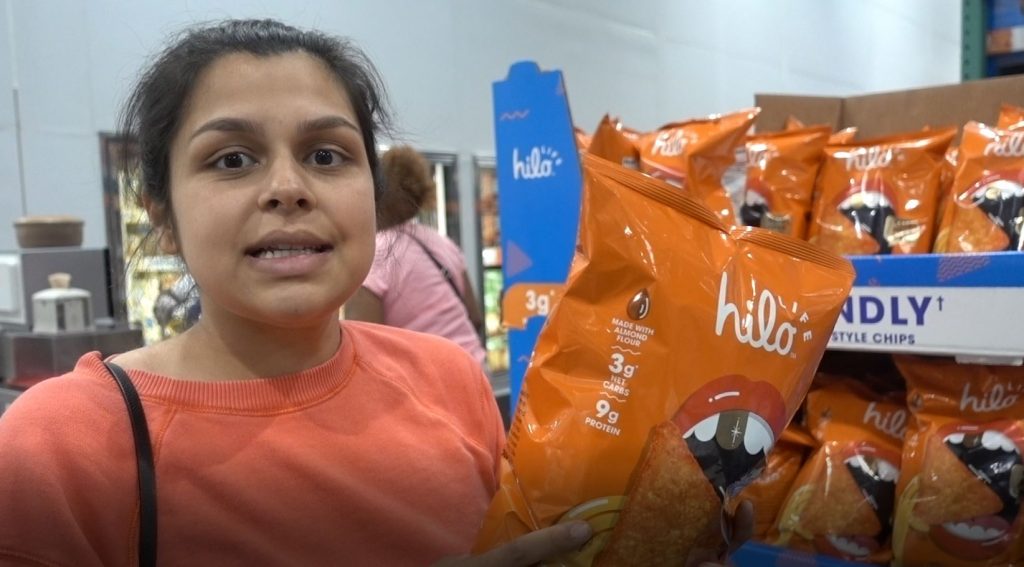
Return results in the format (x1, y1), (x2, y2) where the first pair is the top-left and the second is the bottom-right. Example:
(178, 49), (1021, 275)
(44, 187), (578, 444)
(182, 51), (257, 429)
(827, 252), (1024, 364)
(136, 255), (183, 273)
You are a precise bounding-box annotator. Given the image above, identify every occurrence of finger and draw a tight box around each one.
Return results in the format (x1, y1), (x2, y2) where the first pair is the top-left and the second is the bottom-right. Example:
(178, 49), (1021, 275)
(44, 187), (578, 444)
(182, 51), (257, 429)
(472, 521), (592, 566)
(727, 500), (755, 555)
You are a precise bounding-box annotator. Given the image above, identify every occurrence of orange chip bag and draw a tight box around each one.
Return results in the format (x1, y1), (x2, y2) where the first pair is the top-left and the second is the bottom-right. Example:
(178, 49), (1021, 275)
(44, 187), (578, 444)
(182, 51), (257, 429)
(892, 356), (1024, 567)
(997, 102), (1024, 129)
(785, 116), (807, 130)
(638, 108), (759, 225)
(588, 114), (640, 169)
(829, 127), (858, 145)
(575, 126), (593, 152)
(771, 380), (907, 564)
(730, 424), (816, 539)
(474, 154), (854, 565)
(940, 122), (1024, 253)
(741, 126), (830, 239)
(810, 127), (955, 255)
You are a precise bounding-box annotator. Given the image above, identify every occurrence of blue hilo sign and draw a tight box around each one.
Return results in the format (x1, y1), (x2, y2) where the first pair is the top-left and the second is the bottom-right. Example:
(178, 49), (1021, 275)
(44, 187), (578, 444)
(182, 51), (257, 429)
(492, 61), (583, 409)
(828, 253), (1024, 359)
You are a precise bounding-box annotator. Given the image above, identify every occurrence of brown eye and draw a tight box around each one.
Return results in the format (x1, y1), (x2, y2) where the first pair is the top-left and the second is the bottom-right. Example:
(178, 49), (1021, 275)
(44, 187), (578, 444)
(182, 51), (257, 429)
(306, 149), (345, 167)
(214, 152), (256, 170)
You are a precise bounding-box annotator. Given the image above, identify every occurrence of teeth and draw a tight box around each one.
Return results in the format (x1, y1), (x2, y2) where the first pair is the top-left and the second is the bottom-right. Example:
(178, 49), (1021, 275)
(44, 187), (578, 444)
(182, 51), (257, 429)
(981, 430), (1018, 454)
(827, 535), (869, 557)
(255, 246), (321, 259)
(846, 455), (901, 483)
(945, 432), (965, 445)
(942, 521), (1006, 542)
(683, 414), (719, 443)
(841, 192), (890, 210)
(743, 414), (774, 456)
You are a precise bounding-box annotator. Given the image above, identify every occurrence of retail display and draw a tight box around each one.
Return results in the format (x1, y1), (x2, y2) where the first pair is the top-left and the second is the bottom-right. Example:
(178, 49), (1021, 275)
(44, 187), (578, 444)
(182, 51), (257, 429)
(489, 62), (1024, 566)
(476, 154), (854, 564)
(475, 156), (509, 375)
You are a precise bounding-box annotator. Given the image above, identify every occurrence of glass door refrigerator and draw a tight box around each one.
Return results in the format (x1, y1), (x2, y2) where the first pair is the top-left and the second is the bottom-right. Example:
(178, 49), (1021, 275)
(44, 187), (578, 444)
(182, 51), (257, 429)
(100, 134), (198, 345)
(474, 155), (509, 377)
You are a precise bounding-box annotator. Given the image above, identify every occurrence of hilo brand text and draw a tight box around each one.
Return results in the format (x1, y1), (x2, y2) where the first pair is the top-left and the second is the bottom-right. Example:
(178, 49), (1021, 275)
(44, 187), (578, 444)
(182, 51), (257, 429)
(960, 381), (1023, 413)
(651, 131), (688, 157)
(512, 146), (562, 180)
(844, 147), (894, 171)
(984, 131), (1024, 157)
(863, 402), (908, 441)
(715, 272), (810, 356)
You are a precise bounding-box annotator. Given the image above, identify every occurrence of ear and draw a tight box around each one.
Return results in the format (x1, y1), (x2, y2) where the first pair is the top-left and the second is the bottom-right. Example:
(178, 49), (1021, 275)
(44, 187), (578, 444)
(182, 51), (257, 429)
(142, 195), (179, 255)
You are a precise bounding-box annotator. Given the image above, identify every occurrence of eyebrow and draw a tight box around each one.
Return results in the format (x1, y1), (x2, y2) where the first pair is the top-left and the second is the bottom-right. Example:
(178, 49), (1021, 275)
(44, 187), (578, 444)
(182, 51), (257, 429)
(189, 115), (360, 142)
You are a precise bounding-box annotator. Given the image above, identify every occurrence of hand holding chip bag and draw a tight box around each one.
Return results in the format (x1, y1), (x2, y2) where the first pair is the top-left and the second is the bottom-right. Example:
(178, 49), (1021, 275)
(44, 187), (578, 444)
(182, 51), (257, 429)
(474, 154), (854, 565)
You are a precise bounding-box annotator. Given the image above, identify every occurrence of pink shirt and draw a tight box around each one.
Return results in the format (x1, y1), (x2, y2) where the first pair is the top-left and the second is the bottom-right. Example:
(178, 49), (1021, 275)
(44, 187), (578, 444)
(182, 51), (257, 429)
(362, 222), (487, 367)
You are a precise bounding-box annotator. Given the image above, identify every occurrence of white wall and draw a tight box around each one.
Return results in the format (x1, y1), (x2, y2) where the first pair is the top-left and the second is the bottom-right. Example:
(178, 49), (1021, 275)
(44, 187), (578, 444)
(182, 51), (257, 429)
(0, 0), (962, 280)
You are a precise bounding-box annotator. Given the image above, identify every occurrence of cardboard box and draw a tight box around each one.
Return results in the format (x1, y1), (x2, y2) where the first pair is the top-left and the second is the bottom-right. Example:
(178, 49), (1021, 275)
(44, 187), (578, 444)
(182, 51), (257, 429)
(756, 74), (1024, 138)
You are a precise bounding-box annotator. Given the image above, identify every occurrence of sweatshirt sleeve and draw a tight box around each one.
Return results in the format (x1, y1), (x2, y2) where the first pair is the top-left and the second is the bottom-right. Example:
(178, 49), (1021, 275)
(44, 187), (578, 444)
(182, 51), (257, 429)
(0, 376), (138, 567)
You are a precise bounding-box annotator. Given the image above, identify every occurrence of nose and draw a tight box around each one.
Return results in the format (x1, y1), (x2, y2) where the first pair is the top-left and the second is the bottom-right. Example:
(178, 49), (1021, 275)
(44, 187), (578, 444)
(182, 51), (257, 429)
(258, 156), (317, 212)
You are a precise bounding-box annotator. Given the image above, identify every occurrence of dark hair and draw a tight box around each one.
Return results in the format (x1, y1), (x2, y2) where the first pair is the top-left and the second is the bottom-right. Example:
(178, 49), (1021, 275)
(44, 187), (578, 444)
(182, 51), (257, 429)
(119, 19), (392, 232)
(377, 146), (435, 229)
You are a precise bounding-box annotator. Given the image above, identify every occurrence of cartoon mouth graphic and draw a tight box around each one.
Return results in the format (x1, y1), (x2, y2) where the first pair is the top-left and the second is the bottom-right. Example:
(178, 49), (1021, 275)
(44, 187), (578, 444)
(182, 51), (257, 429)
(740, 190), (791, 233)
(970, 179), (1024, 251)
(838, 190), (897, 254)
(929, 427), (1024, 559)
(672, 375), (786, 499)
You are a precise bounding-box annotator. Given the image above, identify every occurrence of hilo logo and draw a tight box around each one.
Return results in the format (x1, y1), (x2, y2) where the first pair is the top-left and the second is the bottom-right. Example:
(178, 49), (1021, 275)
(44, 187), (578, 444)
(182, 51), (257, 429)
(863, 402), (908, 440)
(844, 147), (894, 171)
(960, 381), (1021, 413)
(512, 146), (562, 180)
(651, 131), (688, 157)
(984, 132), (1024, 157)
(714, 272), (809, 356)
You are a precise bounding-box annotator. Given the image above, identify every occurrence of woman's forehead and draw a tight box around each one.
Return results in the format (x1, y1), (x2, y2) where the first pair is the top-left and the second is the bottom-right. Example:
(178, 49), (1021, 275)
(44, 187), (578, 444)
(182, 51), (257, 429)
(181, 51), (358, 130)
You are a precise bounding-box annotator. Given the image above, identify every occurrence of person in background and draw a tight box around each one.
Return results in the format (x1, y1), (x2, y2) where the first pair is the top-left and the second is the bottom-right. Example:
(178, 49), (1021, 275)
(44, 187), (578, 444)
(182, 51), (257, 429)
(345, 146), (487, 370)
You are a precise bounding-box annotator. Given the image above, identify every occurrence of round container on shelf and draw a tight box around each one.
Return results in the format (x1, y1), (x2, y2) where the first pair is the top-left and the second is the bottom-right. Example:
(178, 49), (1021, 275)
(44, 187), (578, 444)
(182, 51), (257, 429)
(14, 215), (84, 248)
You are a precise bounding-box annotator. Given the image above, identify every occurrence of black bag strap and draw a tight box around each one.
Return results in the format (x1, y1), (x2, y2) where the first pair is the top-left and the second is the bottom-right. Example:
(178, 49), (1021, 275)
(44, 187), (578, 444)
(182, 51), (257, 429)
(103, 361), (158, 567)
(406, 233), (465, 304)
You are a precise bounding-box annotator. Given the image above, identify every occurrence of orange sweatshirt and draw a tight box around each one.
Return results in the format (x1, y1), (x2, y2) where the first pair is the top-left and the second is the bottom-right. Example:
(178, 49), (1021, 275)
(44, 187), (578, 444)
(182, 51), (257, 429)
(0, 322), (504, 566)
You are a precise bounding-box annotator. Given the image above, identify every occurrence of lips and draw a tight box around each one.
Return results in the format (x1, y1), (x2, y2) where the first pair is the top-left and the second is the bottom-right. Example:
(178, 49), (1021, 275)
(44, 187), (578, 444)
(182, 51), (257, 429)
(968, 177), (1024, 251)
(928, 422), (1024, 560)
(842, 444), (900, 541)
(244, 230), (333, 258)
(740, 187), (769, 227)
(837, 185), (897, 254)
(672, 375), (786, 499)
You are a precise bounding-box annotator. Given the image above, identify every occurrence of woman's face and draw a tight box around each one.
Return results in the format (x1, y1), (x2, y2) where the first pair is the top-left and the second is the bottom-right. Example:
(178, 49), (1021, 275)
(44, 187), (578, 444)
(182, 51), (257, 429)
(162, 51), (376, 329)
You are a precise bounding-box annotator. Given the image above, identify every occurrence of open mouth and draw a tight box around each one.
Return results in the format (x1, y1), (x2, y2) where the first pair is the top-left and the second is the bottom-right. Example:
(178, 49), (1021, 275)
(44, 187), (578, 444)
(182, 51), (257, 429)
(838, 191), (896, 253)
(682, 409), (775, 498)
(740, 190), (769, 227)
(929, 427), (1024, 559)
(673, 375), (787, 500)
(970, 179), (1024, 251)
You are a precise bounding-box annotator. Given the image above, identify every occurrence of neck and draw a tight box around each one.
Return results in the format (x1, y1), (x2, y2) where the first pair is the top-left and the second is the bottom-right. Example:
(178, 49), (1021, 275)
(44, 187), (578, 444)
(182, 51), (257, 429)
(177, 307), (342, 380)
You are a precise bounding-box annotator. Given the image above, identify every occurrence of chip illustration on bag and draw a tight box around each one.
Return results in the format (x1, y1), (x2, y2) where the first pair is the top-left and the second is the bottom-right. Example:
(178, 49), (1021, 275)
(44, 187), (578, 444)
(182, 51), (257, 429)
(474, 154), (854, 565)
